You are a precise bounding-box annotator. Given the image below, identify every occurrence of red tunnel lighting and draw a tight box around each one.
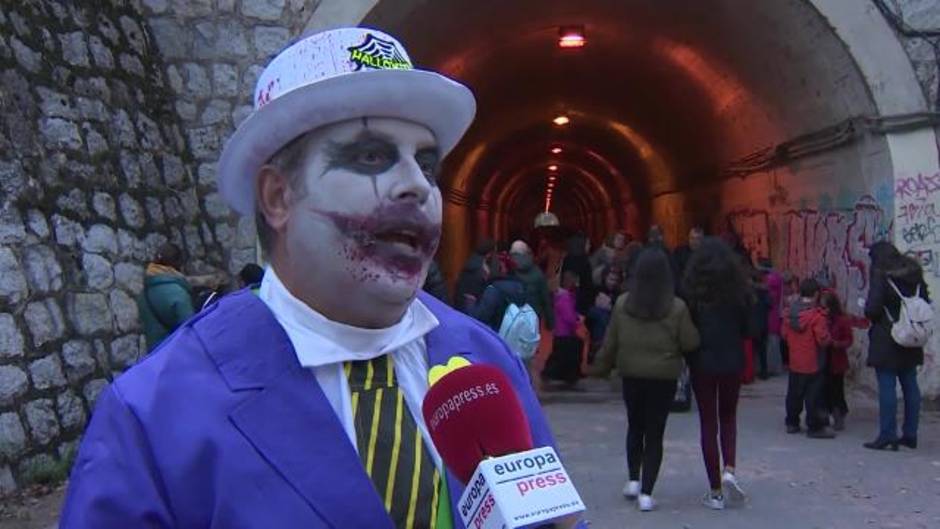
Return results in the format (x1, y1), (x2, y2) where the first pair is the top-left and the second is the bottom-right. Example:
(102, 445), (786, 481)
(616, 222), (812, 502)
(551, 147), (563, 154)
(552, 115), (570, 126)
(558, 26), (586, 48)
(548, 164), (559, 171)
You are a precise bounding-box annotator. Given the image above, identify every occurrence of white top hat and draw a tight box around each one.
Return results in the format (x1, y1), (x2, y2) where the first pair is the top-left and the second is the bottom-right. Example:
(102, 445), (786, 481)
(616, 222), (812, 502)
(217, 27), (477, 215)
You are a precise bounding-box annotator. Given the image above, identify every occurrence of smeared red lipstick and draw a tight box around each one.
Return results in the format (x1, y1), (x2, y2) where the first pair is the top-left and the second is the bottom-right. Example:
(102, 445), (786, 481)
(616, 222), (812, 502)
(308, 203), (441, 278)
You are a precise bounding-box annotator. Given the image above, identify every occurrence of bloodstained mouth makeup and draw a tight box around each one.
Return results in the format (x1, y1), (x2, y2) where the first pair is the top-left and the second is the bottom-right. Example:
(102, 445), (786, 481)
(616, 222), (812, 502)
(308, 202), (442, 278)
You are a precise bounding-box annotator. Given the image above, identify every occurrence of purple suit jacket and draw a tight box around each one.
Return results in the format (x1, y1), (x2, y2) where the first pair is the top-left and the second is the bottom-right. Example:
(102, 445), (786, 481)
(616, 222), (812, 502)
(60, 290), (580, 528)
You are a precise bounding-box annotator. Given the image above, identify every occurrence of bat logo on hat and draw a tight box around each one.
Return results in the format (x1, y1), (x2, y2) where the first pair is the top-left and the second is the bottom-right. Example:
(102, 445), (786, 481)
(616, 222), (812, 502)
(347, 34), (412, 71)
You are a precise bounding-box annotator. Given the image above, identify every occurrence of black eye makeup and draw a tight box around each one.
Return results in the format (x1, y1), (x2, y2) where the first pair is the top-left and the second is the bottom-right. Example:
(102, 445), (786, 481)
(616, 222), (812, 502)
(415, 147), (441, 184)
(324, 133), (400, 176)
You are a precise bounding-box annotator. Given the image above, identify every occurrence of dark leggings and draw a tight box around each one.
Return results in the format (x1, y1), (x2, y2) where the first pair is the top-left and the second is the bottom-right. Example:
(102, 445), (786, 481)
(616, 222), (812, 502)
(826, 373), (848, 415)
(621, 377), (677, 495)
(691, 372), (741, 490)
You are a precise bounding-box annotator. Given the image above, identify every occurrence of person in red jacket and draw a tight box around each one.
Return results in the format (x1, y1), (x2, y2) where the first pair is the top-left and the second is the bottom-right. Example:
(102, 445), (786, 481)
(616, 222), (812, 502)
(782, 278), (835, 438)
(820, 290), (853, 431)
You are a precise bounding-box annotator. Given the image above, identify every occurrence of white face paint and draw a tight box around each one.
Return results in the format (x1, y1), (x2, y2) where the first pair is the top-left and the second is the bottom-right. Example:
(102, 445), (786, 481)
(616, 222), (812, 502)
(283, 117), (443, 311)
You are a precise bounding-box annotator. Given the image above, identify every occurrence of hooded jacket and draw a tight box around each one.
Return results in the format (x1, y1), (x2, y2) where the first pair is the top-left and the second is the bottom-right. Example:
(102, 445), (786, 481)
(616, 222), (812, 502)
(471, 276), (527, 333)
(865, 260), (931, 371)
(511, 252), (555, 330)
(782, 298), (830, 374)
(422, 261), (450, 306)
(454, 253), (487, 313)
(138, 265), (194, 351)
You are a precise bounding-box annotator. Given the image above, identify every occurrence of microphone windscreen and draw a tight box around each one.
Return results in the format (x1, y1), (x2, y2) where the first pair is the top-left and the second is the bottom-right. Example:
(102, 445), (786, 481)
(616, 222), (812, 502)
(422, 364), (533, 484)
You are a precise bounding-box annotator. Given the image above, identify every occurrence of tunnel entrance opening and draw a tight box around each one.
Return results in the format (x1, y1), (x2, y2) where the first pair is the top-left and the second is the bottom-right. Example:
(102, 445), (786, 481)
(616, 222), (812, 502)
(362, 0), (898, 288)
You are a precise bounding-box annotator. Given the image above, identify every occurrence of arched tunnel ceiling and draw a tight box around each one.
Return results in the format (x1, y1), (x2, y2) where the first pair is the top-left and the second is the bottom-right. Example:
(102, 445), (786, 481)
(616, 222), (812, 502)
(364, 0), (879, 222)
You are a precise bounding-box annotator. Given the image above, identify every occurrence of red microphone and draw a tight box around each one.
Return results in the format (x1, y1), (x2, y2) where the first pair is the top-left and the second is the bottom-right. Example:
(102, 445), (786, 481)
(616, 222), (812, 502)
(422, 364), (533, 484)
(422, 362), (584, 528)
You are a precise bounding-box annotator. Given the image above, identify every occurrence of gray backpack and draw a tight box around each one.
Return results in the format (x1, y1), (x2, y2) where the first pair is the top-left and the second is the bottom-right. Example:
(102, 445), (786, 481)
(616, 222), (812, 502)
(884, 278), (934, 348)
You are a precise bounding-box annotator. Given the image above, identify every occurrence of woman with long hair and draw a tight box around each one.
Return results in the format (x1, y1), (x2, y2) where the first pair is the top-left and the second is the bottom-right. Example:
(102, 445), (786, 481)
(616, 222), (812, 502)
(863, 241), (930, 450)
(682, 238), (753, 510)
(590, 248), (700, 512)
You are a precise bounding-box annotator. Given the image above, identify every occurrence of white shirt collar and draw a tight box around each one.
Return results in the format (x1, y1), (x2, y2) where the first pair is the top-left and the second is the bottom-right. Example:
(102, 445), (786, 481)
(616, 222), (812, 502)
(258, 267), (439, 368)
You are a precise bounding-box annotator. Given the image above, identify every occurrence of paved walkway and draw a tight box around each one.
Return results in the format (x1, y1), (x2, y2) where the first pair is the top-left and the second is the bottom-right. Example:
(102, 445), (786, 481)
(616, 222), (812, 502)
(2, 377), (938, 529)
(545, 377), (940, 529)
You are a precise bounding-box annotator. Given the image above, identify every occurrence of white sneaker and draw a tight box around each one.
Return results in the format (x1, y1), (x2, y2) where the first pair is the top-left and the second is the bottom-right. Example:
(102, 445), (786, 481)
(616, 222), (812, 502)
(702, 492), (726, 510)
(722, 471), (746, 502)
(638, 494), (655, 512)
(622, 480), (640, 498)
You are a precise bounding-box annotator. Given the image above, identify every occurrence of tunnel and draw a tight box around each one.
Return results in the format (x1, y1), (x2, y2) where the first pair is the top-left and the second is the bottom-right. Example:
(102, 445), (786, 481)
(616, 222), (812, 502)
(356, 0), (933, 295)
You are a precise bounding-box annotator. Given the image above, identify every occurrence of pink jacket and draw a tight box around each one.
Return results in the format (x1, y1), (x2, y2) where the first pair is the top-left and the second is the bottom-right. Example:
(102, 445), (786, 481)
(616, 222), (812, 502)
(766, 271), (783, 335)
(554, 289), (579, 337)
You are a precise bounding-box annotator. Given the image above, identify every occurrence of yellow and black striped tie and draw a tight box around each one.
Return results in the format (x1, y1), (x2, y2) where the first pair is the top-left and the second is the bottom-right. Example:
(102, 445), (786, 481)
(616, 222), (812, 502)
(346, 354), (441, 528)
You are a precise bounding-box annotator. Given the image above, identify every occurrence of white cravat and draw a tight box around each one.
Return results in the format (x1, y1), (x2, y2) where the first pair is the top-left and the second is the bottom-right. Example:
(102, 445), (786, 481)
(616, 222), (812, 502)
(257, 268), (443, 469)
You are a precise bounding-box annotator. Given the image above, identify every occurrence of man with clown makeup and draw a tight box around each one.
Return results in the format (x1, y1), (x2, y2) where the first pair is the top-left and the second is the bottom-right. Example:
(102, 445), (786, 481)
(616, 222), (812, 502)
(60, 28), (582, 528)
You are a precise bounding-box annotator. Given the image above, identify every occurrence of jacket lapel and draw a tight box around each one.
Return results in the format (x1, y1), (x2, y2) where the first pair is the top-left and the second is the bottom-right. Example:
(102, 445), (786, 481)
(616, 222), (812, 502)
(199, 291), (392, 529)
(229, 368), (393, 529)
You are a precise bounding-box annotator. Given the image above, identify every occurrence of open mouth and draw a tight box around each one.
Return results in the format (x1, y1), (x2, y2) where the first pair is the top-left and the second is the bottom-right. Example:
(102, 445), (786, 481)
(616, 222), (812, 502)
(307, 204), (442, 277)
(374, 229), (423, 252)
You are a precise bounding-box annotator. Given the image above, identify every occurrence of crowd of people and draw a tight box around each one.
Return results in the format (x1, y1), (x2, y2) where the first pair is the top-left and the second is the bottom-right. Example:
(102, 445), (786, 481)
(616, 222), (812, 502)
(136, 226), (931, 515)
(448, 225), (932, 513)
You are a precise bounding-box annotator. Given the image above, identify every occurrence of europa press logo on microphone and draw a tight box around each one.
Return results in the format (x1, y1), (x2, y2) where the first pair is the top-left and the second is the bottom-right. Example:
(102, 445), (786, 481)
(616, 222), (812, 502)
(493, 451), (568, 498)
(458, 446), (585, 529)
(460, 471), (491, 520)
(427, 382), (500, 430)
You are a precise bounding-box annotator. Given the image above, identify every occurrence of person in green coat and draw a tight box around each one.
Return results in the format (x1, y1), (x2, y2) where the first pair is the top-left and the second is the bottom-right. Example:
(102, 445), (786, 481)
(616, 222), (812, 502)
(510, 240), (555, 330)
(589, 247), (700, 512)
(138, 243), (195, 352)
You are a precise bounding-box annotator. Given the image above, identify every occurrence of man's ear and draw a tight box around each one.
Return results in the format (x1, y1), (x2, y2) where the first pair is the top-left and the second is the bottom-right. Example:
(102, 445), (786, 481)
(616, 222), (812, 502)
(256, 165), (293, 235)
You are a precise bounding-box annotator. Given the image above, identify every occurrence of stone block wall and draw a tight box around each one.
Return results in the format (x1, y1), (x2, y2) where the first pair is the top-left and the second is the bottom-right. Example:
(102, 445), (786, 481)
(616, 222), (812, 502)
(140, 0), (321, 274)
(887, 0), (940, 110)
(0, 0), (226, 494)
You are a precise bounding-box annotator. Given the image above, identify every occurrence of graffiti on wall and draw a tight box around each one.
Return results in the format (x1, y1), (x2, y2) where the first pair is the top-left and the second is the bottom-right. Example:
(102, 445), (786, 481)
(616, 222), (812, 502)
(727, 195), (888, 311)
(896, 172), (940, 280)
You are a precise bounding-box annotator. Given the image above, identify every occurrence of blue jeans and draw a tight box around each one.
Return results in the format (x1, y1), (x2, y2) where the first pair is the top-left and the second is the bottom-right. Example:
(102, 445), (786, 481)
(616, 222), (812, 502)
(876, 368), (921, 441)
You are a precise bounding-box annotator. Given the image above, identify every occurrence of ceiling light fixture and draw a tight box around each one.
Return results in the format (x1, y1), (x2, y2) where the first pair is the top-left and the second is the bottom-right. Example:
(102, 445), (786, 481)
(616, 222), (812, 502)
(548, 164), (558, 171)
(552, 115), (570, 126)
(551, 147), (563, 154)
(558, 26), (586, 48)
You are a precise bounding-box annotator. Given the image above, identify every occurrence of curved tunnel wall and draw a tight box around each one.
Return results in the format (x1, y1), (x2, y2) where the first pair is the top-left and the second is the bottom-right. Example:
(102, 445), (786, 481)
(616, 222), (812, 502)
(356, 0), (940, 395)
(362, 0), (887, 269)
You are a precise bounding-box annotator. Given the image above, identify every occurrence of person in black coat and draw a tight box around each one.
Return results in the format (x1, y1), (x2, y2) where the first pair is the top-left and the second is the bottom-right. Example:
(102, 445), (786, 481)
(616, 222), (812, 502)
(422, 261), (450, 306)
(863, 241), (930, 451)
(562, 233), (595, 315)
(471, 252), (527, 333)
(454, 239), (494, 313)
